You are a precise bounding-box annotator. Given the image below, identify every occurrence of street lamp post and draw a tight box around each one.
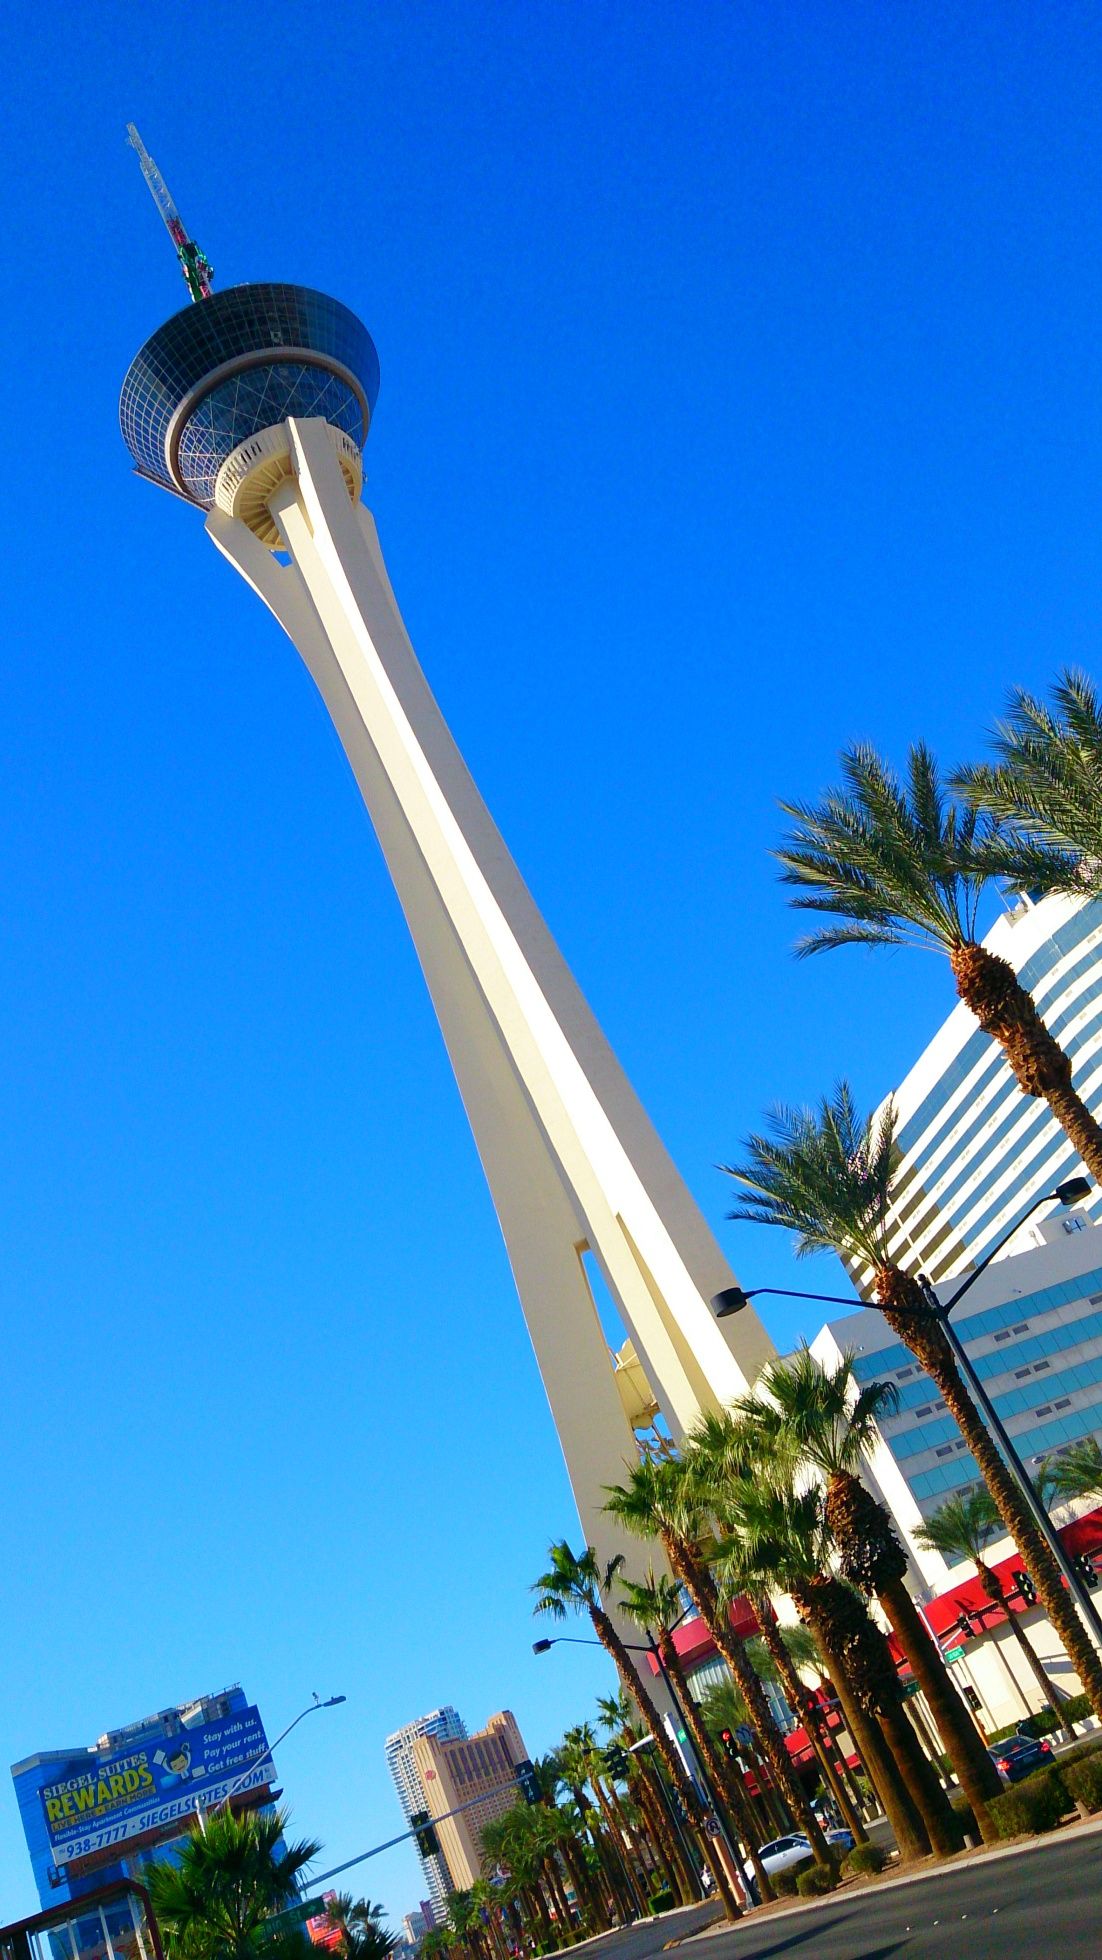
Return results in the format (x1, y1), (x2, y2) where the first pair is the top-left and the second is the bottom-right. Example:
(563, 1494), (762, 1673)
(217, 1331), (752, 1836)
(197, 1694), (347, 1833)
(712, 1177), (1102, 1650)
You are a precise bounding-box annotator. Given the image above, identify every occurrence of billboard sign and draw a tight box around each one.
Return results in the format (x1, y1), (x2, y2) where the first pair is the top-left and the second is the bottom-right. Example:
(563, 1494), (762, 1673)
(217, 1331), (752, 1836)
(40, 1704), (273, 1865)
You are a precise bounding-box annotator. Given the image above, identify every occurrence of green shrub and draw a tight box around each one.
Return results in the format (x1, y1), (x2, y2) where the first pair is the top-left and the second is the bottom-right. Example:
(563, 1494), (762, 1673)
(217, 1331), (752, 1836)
(647, 1889), (675, 1915)
(841, 1843), (886, 1877)
(1061, 1693), (1094, 1725)
(1018, 1707), (1063, 1738)
(988, 1769), (1070, 1838)
(1061, 1754), (1102, 1812)
(985, 1723), (1020, 1746)
(770, 1869), (799, 1897)
(1056, 1734), (1102, 1769)
(797, 1863), (840, 1897)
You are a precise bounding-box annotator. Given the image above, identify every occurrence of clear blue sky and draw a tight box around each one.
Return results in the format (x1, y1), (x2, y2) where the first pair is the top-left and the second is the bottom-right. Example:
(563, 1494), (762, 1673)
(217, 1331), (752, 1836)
(1, 0), (1100, 1928)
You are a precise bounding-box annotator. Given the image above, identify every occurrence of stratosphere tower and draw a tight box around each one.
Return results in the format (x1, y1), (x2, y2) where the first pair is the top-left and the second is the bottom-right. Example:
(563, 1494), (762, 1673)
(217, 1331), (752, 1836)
(118, 130), (774, 1590)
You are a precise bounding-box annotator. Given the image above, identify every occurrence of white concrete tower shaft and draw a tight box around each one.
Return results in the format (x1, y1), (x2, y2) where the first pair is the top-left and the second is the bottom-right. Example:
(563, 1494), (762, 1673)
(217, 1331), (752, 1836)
(207, 416), (774, 1577)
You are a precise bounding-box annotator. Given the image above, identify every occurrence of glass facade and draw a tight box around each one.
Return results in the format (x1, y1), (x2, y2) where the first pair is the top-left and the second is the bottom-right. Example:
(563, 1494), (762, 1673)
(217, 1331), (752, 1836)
(119, 285), (380, 503)
(848, 1251), (1102, 1518)
(847, 897), (1102, 1294)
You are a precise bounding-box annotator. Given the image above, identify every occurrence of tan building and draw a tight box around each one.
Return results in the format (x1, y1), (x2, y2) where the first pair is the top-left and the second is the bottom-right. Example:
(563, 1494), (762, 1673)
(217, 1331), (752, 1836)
(412, 1711), (528, 1890)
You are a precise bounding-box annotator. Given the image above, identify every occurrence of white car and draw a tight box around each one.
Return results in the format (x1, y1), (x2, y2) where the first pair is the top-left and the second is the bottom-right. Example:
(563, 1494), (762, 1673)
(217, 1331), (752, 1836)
(756, 1834), (816, 1877)
(756, 1828), (855, 1877)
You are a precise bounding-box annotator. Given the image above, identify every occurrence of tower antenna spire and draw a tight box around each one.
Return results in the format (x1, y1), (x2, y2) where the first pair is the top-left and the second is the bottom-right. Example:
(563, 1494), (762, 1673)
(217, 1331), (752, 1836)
(126, 123), (214, 302)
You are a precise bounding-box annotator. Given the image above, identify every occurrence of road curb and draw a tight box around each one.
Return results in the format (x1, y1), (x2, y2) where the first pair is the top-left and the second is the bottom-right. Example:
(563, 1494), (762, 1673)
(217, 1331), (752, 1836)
(670, 1809), (1102, 1942)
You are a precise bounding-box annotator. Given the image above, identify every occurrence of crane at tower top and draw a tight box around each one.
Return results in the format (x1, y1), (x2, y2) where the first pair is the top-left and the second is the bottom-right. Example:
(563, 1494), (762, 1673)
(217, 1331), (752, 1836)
(126, 123), (213, 302)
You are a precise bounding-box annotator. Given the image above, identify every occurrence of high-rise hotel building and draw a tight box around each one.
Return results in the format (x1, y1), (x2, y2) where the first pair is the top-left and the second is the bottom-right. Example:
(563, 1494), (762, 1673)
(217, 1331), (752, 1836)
(846, 893), (1102, 1297)
(384, 1708), (466, 1917)
(413, 1711), (529, 1890)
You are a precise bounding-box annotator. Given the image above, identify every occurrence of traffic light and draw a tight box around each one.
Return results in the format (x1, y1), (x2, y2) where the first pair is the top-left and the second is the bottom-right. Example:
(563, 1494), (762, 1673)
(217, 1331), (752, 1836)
(604, 1744), (630, 1780)
(1072, 1551), (1099, 1589)
(719, 1728), (738, 1762)
(962, 1685), (982, 1714)
(1012, 1569), (1038, 1607)
(514, 1758), (542, 1804)
(956, 1612), (976, 1642)
(410, 1810), (441, 1858)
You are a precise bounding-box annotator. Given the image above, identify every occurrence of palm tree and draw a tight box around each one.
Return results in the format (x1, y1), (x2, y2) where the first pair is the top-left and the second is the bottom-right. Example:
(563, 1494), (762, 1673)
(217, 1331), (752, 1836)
(777, 741), (1102, 1180)
(145, 1808), (320, 1960)
(603, 1455), (832, 1864)
(721, 1080), (1102, 1719)
(617, 1569), (771, 1903)
(325, 1900), (399, 1960)
(560, 1723), (644, 1919)
(709, 1463), (962, 1861)
(1037, 1436), (1102, 1510)
(952, 669), (1102, 891)
(735, 1347), (1002, 1840)
(593, 1695), (694, 1904)
(531, 1542), (743, 1919)
(690, 1508), (869, 1844)
(690, 1411), (964, 1850)
(915, 1489), (1067, 1717)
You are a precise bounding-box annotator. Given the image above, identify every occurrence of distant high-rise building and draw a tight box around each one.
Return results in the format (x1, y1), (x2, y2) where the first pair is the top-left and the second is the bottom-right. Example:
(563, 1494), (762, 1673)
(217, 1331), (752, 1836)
(412, 1711), (528, 1892)
(384, 1709), (466, 1916)
(846, 893), (1102, 1298)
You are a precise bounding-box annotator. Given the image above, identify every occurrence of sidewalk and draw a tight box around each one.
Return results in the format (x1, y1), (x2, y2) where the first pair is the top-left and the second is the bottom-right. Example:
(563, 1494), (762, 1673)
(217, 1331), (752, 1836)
(672, 1806), (1102, 1942)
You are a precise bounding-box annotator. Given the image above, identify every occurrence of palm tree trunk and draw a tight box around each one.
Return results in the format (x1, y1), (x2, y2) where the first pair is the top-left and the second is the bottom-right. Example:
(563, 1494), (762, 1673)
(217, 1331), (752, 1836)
(634, 1774), (690, 1902)
(875, 1264), (1102, 1720)
(950, 941), (1102, 1182)
(876, 1575), (1001, 1842)
(658, 1631), (772, 1904)
(976, 1562), (1065, 1713)
(793, 1585), (933, 1861)
(559, 1835), (602, 1932)
(588, 1605), (743, 1920)
(872, 1698), (962, 1856)
(817, 1667), (880, 1820)
(663, 1533), (834, 1867)
(543, 1855), (573, 1936)
(755, 1616), (868, 1843)
(591, 1780), (646, 1916)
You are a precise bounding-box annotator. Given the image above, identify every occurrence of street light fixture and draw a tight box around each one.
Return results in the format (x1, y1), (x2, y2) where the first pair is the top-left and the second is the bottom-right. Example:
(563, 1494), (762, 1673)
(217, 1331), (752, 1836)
(712, 1179), (1102, 1646)
(201, 1694), (347, 1829)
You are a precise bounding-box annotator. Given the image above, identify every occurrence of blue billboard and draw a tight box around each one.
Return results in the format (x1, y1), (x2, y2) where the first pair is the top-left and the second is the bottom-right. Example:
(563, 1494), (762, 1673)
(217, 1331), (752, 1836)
(39, 1704), (273, 1865)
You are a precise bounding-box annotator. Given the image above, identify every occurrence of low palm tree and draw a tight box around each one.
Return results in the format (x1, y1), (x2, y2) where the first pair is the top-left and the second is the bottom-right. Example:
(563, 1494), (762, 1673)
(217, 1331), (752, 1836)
(145, 1808), (319, 1960)
(531, 1542), (743, 1920)
(593, 1695), (695, 1904)
(325, 1899), (399, 1960)
(735, 1347), (1002, 1839)
(777, 740), (1102, 1180)
(916, 1489), (1066, 1716)
(952, 669), (1102, 890)
(721, 1080), (1102, 1719)
(1036, 1436), (1102, 1510)
(603, 1454), (832, 1863)
(617, 1569), (771, 1904)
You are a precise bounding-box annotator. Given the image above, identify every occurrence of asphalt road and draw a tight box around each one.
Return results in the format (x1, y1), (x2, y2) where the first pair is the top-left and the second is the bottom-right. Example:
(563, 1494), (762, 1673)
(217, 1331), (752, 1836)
(579, 1833), (1102, 1959)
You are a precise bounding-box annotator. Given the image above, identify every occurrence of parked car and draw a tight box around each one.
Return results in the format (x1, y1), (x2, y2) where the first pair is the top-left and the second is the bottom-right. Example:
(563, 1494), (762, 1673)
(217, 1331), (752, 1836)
(756, 1834), (817, 1877)
(755, 1827), (855, 1877)
(988, 1734), (1055, 1783)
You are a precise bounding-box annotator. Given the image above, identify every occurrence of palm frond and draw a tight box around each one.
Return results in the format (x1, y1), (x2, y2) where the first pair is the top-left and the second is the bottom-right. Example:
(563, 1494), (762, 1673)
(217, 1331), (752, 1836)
(777, 741), (993, 959)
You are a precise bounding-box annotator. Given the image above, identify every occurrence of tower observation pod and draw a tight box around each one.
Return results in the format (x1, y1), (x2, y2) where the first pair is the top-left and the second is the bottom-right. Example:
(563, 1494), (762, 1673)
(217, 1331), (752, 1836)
(119, 276), (775, 1590)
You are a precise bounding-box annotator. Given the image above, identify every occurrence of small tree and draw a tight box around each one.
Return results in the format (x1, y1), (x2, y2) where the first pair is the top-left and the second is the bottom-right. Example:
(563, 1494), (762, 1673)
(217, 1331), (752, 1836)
(916, 1489), (1066, 1716)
